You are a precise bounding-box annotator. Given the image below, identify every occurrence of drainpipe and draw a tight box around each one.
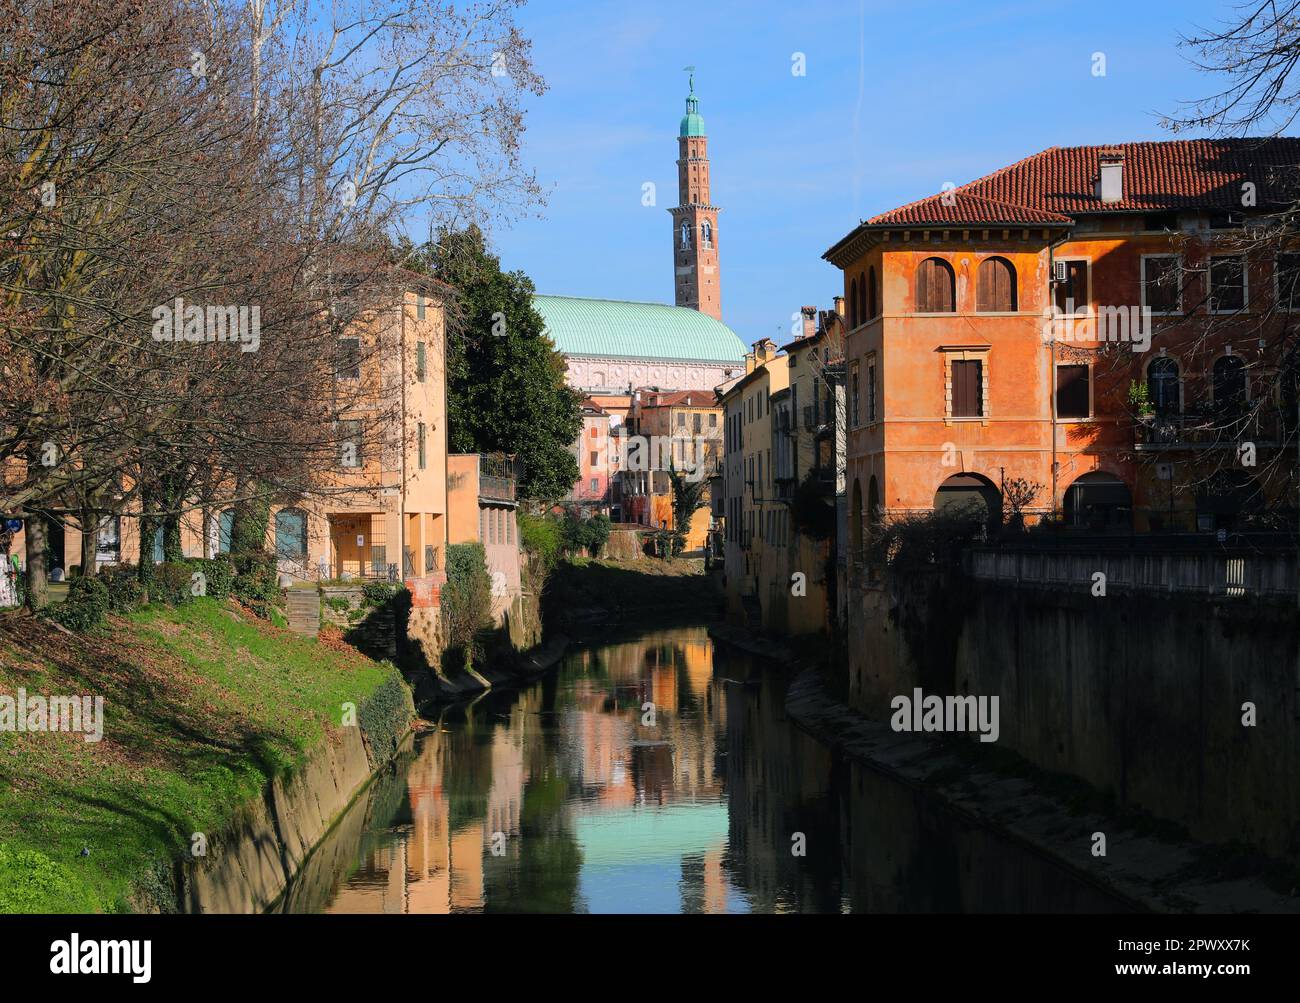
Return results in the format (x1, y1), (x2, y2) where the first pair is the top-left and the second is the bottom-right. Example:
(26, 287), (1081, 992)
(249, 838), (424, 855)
(1047, 230), (1073, 523)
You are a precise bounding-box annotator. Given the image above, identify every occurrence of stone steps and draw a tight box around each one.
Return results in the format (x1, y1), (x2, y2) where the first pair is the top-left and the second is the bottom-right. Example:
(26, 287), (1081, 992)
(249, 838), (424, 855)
(285, 589), (320, 638)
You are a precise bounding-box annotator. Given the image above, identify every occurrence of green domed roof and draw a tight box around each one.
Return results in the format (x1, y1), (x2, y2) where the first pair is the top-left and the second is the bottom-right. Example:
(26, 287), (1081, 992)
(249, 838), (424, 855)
(533, 295), (745, 364)
(680, 92), (705, 137)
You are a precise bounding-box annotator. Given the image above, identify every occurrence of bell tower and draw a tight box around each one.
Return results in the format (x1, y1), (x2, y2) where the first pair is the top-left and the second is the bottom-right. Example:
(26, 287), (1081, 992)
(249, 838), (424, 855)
(670, 76), (721, 321)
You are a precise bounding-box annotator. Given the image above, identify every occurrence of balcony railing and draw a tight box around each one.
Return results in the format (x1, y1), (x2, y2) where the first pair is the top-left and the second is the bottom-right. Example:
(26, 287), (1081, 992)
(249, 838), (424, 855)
(479, 453), (520, 502)
(1135, 406), (1287, 449)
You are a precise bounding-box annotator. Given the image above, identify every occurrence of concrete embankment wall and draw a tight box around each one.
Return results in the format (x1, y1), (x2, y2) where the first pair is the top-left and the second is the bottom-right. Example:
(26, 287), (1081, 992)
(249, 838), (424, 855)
(849, 566), (1300, 861)
(177, 677), (413, 913)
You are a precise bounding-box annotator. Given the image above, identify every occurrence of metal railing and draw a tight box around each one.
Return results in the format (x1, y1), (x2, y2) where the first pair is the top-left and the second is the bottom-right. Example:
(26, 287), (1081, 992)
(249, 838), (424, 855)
(1135, 406), (1288, 448)
(966, 545), (1297, 600)
(479, 453), (520, 502)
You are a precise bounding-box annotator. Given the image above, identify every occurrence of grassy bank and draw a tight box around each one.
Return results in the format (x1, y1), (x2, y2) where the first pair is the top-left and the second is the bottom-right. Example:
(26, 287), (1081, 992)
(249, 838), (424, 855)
(0, 598), (408, 913)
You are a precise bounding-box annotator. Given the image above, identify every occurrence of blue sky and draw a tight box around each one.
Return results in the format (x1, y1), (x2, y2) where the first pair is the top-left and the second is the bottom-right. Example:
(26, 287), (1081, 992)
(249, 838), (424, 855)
(490, 0), (1239, 344)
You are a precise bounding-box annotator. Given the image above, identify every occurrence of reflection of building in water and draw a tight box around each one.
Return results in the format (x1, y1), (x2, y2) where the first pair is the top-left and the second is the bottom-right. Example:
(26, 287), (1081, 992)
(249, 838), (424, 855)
(680, 847), (731, 913)
(325, 628), (751, 914)
(326, 690), (538, 914)
(562, 627), (724, 809)
(722, 670), (840, 913)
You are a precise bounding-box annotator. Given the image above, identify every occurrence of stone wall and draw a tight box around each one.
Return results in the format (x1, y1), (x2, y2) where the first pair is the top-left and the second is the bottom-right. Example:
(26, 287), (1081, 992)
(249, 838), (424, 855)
(847, 565), (1300, 861)
(178, 674), (414, 913)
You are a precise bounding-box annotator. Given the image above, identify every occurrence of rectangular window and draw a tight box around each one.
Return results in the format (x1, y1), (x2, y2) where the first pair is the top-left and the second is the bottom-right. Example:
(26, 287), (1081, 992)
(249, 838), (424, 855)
(417, 422), (427, 470)
(678, 412), (686, 427)
(850, 361), (860, 427)
(590, 426), (598, 438)
(589, 451), (598, 467)
(96, 516), (121, 561)
(1276, 252), (1300, 309)
(951, 360), (983, 418)
(1056, 364), (1090, 418)
(370, 545), (386, 573)
(868, 362), (877, 423)
(337, 337), (361, 380)
(709, 413), (717, 428)
(1209, 255), (1246, 313)
(590, 478), (599, 493)
(416, 341), (427, 382)
(1142, 256), (1181, 314)
(1053, 260), (1089, 315)
(417, 297), (426, 321)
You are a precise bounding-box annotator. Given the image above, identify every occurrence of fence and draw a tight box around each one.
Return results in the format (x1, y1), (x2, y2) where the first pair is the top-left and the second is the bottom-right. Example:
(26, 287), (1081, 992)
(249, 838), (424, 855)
(967, 545), (1298, 601)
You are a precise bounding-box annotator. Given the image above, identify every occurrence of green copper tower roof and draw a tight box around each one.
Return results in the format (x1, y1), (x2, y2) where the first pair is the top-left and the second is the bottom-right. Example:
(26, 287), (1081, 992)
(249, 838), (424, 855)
(533, 295), (745, 364)
(679, 81), (705, 137)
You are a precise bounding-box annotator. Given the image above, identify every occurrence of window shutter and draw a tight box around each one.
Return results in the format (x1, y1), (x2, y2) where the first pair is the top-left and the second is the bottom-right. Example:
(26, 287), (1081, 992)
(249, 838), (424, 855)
(918, 258), (955, 312)
(1056, 364), (1090, 418)
(977, 258), (1015, 312)
(952, 360), (982, 417)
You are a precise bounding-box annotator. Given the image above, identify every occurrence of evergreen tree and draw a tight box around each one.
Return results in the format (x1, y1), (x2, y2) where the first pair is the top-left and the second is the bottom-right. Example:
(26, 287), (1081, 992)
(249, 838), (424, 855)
(402, 226), (582, 502)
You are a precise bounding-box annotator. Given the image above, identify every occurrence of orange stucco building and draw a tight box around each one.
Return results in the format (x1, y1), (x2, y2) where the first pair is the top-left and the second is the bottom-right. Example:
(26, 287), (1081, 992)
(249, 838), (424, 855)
(825, 139), (1300, 551)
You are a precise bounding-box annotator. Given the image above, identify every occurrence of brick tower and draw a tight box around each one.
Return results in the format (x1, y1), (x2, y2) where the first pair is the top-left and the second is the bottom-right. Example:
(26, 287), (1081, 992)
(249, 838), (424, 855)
(670, 77), (722, 320)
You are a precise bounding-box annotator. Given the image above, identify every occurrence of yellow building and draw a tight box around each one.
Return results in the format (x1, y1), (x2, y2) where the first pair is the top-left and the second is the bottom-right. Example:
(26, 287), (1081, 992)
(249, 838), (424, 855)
(626, 388), (723, 549)
(446, 452), (522, 624)
(718, 308), (844, 638)
(12, 278), (450, 583)
(719, 338), (788, 629)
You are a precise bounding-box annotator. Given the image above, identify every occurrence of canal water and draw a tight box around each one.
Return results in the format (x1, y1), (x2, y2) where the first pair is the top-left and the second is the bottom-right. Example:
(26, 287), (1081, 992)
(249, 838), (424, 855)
(277, 625), (1130, 914)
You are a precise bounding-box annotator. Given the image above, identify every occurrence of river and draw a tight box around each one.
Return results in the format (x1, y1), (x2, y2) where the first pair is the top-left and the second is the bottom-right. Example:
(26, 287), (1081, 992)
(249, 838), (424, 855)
(276, 624), (1131, 914)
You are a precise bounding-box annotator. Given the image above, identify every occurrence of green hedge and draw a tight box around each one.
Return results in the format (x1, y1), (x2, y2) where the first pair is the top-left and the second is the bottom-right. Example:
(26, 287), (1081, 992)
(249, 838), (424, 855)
(49, 575), (109, 631)
(442, 542), (492, 669)
(98, 565), (146, 613)
(186, 558), (235, 601)
(357, 669), (414, 758)
(150, 562), (194, 606)
(231, 552), (280, 615)
(518, 512), (563, 569)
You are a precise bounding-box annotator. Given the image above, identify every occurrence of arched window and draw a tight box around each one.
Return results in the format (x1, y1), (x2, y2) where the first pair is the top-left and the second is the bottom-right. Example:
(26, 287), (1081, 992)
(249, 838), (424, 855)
(916, 257), (955, 312)
(856, 273), (867, 325)
(275, 508), (307, 561)
(218, 508), (236, 554)
(867, 266), (879, 319)
(1147, 357), (1180, 415)
(976, 256), (1017, 312)
(680, 221), (690, 249)
(848, 278), (859, 328)
(1213, 355), (1247, 414)
(701, 221), (712, 248)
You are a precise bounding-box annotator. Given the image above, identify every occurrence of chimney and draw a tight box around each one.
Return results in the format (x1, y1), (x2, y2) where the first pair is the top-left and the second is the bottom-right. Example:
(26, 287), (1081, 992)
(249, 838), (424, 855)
(1097, 150), (1124, 204)
(833, 295), (845, 318)
(801, 305), (816, 340)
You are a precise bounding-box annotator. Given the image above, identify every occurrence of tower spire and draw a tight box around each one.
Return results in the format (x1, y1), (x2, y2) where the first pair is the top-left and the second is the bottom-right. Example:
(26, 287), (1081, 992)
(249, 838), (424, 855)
(670, 74), (721, 321)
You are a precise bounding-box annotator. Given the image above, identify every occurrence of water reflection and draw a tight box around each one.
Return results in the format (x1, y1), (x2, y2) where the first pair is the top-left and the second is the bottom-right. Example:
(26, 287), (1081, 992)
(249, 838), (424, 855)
(278, 626), (1130, 914)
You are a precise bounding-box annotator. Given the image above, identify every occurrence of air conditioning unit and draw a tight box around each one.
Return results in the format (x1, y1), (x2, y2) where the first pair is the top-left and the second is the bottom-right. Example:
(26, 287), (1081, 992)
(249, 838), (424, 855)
(1052, 260), (1068, 283)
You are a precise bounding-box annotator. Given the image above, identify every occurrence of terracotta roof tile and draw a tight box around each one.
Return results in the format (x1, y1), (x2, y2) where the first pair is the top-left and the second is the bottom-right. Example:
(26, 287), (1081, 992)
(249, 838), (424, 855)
(828, 138), (1300, 255)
